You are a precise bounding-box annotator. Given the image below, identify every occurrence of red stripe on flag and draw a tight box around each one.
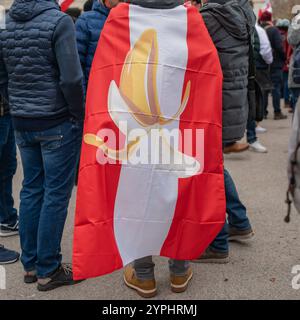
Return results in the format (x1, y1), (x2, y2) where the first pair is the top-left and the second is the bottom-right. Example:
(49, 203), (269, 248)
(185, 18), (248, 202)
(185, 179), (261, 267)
(73, 3), (131, 280)
(60, 0), (74, 12)
(160, 6), (226, 259)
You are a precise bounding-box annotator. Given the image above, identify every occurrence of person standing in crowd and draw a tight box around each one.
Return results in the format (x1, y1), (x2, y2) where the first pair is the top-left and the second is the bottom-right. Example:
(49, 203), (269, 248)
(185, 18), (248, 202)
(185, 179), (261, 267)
(83, 0), (94, 12)
(0, 96), (19, 236)
(288, 13), (300, 112)
(259, 10), (287, 120)
(246, 22), (273, 153)
(0, 0), (84, 291)
(194, 0), (255, 263)
(76, 0), (121, 90)
(0, 93), (20, 264)
(276, 19), (293, 112)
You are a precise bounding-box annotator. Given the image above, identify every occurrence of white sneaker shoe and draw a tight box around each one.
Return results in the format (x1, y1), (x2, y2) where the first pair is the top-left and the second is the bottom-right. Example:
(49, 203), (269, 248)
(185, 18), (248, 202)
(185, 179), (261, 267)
(249, 141), (268, 153)
(256, 126), (267, 134)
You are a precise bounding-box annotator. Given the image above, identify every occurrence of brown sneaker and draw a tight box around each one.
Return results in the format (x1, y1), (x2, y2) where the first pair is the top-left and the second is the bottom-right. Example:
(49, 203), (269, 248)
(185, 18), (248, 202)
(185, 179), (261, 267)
(192, 247), (229, 264)
(274, 112), (287, 120)
(223, 142), (249, 154)
(228, 226), (254, 242)
(170, 267), (193, 293)
(123, 265), (157, 298)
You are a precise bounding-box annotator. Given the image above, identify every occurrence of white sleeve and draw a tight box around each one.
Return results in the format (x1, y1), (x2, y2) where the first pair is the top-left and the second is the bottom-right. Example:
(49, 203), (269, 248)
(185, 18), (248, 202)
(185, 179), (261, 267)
(256, 25), (274, 65)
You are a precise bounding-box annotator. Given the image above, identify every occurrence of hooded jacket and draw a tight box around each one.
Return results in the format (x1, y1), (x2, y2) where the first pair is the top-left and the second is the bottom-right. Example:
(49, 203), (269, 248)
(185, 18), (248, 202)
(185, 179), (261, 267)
(129, 0), (183, 8)
(0, 0), (84, 131)
(288, 14), (300, 89)
(260, 22), (286, 71)
(75, 0), (109, 89)
(201, 0), (256, 144)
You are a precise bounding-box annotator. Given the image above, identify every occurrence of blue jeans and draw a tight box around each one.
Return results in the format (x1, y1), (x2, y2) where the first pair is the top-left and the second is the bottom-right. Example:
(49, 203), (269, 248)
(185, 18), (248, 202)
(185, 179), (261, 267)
(0, 115), (18, 226)
(264, 69), (283, 115)
(247, 118), (257, 144)
(290, 88), (300, 112)
(15, 120), (82, 278)
(210, 169), (251, 253)
(283, 71), (290, 104)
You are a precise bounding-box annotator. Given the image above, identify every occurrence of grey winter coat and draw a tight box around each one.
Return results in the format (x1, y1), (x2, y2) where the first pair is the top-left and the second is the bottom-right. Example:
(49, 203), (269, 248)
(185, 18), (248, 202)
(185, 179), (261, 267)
(288, 98), (300, 214)
(288, 14), (300, 89)
(201, 0), (256, 144)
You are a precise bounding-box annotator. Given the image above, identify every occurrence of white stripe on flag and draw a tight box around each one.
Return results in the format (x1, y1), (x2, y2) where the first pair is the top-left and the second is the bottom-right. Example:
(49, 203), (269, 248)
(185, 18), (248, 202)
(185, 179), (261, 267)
(113, 5), (189, 266)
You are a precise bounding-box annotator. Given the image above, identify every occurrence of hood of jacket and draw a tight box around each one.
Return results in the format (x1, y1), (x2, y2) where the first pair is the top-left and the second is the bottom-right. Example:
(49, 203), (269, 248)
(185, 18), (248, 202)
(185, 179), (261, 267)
(9, 0), (59, 22)
(93, 0), (110, 16)
(128, 0), (184, 9)
(201, 0), (256, 40)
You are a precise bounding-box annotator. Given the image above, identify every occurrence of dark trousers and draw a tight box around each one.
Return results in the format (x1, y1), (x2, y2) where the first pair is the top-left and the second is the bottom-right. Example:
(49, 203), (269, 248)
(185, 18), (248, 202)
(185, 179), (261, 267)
(264, 68), (283, 115)
(247, 118), (257, 144)
(290, 88), (300, 112)
(210, 169), (251, 253)
(0, 115), (18, 226)
(15, 120), (82, 278)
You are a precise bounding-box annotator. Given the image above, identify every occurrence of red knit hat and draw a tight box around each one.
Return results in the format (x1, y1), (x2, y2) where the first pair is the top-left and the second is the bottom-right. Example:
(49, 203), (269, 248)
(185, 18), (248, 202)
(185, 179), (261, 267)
(259, 10), (273, 22)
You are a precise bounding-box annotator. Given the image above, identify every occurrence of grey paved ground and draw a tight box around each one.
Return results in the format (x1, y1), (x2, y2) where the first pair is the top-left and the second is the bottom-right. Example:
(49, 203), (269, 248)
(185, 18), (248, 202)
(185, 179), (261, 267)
(1, 109), (300, 300)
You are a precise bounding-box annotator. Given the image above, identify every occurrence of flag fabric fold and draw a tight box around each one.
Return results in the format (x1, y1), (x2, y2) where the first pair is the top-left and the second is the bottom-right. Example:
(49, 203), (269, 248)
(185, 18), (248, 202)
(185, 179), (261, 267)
(59, 0), (74, 12)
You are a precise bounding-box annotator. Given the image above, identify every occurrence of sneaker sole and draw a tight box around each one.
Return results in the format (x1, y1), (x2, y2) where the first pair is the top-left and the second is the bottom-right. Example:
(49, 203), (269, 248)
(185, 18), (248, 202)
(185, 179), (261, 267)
(0, 257), (19, 265)
(191, 256), (229, 264)
(249, 147), (268, 154)
(123, 275), (157, 298)
(0, 230), (19, 237)
(228, 232), (255, 242)
(171, 272), (193, 293)
(223, 147), (249, 155)
(255, 130), (267, 134)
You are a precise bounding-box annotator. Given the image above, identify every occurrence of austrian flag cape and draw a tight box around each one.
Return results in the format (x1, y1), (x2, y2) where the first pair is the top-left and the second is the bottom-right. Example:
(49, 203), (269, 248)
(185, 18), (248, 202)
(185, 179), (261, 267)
(73, 3), (226, 280)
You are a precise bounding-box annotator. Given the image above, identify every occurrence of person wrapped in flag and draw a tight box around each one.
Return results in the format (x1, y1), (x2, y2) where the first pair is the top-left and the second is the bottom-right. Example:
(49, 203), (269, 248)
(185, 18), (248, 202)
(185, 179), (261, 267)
(73, 0), (226, 297)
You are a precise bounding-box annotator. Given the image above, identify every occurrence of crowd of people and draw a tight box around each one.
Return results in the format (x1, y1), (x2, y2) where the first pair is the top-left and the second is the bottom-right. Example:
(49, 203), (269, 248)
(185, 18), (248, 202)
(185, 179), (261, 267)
(0, 0), (299, 298)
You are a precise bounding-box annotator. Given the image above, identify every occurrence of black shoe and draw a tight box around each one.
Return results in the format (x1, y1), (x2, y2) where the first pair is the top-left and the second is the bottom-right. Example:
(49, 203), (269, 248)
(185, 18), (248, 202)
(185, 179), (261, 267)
(191, 247), (229, 264)
(228, 226), (254, 242)
(0, 220), (19, 237)
(24, 271), (38, 284)
(274, 112), (287, 120)
(37, 264), (83, 292)
(0, 245), (20, 265)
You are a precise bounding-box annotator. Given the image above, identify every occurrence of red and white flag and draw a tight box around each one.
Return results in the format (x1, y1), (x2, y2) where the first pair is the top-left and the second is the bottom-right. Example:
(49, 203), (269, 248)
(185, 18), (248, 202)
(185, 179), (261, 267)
(59, 0), (74, 12)
(73, 3), (226, 280)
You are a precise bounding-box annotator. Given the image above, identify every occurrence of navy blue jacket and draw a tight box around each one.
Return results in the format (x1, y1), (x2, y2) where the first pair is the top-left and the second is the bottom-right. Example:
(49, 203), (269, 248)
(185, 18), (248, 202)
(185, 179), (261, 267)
(0, 0), (84, 131)
(75, 0), (109, 88)
(261, 23), (286, 70)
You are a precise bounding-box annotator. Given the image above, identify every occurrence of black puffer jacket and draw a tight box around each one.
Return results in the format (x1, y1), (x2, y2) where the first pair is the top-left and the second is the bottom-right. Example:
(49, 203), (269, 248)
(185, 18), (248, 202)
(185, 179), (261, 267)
(201, 0), (255, 144)
(0, 0), (84, 130)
